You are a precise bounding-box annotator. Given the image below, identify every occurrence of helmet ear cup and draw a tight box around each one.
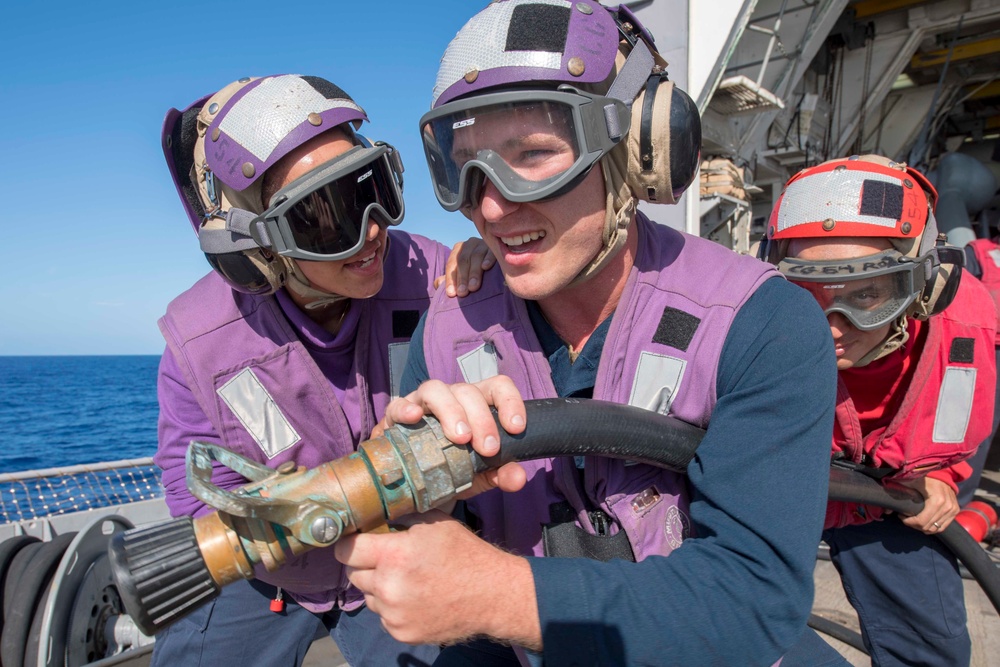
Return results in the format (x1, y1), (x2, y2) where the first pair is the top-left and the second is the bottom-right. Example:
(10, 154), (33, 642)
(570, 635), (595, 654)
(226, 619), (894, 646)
(175, 79), (288, 295)
(204, 248), (286, 296)
(914, 246), (964, 318)
(626, 76), (701, 204)
(197, 213), (288, 295)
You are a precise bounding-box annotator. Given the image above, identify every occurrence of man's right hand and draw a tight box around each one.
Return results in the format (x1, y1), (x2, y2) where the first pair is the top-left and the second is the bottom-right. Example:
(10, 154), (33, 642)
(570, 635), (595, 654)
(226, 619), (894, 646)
(374, 375), (528, 496)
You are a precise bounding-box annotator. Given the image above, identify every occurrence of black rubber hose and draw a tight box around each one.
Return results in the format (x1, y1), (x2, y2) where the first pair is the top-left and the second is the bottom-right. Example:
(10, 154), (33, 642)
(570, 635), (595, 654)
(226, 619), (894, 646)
(821, 465), (1000, 616)
(0, 532), (76, 667)
(468, 404), (1000, 617)
(471, 398), (705, 473)
(807, 614), (868, 655)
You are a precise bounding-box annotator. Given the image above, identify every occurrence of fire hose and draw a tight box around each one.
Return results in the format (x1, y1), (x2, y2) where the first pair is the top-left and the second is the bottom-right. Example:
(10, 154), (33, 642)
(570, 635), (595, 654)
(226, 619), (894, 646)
(108, 398), (1000, 637)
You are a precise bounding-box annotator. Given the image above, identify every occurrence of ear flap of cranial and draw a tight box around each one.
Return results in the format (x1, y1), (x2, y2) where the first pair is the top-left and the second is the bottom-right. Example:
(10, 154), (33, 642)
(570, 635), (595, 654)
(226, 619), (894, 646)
(913, 256), (964, 319)
(171, 106), (205, 222)
(626, 76), (702, 205)
(188, 78), (287, 296)
(909, 210), (964, 319)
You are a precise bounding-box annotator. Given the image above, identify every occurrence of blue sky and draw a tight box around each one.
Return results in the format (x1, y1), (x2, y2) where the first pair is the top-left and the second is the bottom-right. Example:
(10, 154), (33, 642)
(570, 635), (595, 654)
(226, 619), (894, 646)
(0, 0), (483, 355)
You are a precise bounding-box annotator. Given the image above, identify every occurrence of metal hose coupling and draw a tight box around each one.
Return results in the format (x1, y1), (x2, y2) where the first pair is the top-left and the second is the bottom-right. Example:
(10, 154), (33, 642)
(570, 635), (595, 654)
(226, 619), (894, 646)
(108, 415), (474, 636)
(109, 398), (709, 636)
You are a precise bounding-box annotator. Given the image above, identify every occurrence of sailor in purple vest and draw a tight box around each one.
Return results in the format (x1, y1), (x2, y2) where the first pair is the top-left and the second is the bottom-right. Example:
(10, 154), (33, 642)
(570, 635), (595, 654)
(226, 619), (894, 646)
(152, 75), (491, 667)
(333, 3), (846, 666)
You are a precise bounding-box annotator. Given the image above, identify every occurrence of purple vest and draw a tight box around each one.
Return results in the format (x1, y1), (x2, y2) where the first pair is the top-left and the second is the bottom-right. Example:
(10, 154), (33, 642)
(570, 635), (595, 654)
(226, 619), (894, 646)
(423, 214), (777, 562)
(159, 230), (446, 611)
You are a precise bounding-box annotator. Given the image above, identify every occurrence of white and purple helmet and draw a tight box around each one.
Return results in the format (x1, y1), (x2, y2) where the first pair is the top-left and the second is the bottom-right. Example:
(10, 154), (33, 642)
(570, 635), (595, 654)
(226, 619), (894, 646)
(163, 75), (402, 295)
(420, 0), (701, 213)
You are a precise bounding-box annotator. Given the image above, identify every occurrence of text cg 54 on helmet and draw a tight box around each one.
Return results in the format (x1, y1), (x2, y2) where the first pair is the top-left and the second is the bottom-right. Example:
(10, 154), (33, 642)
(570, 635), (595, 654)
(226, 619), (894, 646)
(759, 155), (963, 324)
(418, 0), (703, 214)
(162, 75), (405, 295)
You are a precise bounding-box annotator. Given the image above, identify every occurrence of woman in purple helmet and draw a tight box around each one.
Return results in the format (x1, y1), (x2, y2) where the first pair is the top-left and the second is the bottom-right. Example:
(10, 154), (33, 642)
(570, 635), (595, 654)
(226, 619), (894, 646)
(153, 74), (488, 667)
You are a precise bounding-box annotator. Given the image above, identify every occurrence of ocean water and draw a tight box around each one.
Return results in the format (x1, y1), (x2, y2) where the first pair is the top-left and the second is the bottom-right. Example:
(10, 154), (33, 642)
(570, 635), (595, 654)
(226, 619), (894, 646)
(0, 356), (160, 474)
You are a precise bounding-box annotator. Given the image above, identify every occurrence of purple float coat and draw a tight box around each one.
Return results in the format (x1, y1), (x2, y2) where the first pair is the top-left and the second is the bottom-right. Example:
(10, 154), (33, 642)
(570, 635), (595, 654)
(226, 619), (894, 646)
(422, 213), (779, 560)
(155, 230), (448, 612)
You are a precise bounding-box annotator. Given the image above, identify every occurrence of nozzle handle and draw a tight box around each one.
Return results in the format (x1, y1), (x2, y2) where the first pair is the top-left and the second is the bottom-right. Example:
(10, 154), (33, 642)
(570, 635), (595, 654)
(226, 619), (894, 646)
(108, 517), (221, 636)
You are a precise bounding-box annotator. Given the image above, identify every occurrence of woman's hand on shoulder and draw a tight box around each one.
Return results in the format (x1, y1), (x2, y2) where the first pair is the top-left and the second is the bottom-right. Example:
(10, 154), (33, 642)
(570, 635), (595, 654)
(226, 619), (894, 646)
(434, 237), (496, 297)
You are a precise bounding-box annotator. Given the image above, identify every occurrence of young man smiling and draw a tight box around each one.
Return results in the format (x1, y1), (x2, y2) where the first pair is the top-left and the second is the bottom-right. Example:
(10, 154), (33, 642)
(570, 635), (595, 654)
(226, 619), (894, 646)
(333, 2), (845, 665)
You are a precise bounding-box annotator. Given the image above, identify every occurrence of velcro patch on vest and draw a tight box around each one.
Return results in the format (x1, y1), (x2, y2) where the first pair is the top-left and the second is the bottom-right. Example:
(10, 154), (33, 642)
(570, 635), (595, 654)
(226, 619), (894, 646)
(949, 337), (975, 364)
(989, 248), (1000, 267)
(859, 180), (904, 220)
(217, 368), (300, 459)
(392, 310), (421, 339)
(652, 307), (701, 352)
(506, 4), (570, 53)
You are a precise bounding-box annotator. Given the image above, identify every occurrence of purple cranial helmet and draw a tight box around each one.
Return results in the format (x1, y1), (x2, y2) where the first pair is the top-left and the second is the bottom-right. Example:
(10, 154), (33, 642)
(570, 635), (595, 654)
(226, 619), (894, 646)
(431, 0), (623, 107)
(163, 75), (401, 297)
(204, 75), (367, 196)
(420, 0), (702, 284)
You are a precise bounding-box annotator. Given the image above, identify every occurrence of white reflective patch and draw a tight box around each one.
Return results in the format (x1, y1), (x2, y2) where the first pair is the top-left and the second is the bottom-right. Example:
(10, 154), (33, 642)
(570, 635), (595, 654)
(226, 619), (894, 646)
(777, 170), (902, 232)
(988, 248), (1000, 268)
(628, 352), (687, 415)
(432, 0), (569, 104)
(933, 367), (976, 443)
(388, 342), (411, 400)
(457, 343), (499, 384)
(219, 75), (364, 162)
(217, 368), (300, 459)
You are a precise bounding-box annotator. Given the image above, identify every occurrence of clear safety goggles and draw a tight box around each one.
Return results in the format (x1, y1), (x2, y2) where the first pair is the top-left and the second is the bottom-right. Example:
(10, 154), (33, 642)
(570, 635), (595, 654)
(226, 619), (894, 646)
(418, 88), (629, 211)
(777, 250), (928, 331)
(250, 143), (404, 261)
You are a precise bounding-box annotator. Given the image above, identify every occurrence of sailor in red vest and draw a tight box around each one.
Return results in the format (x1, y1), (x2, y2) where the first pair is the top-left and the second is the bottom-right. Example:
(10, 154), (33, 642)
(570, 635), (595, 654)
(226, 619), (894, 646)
(759, 155), (997, 666)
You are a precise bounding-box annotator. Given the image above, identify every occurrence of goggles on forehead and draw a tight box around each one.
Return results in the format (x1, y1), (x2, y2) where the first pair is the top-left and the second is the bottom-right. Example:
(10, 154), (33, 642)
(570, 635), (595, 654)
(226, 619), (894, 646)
(250, 143), (404, 261)
(777, 250), (928, 331)
(418, 87), (630, 211)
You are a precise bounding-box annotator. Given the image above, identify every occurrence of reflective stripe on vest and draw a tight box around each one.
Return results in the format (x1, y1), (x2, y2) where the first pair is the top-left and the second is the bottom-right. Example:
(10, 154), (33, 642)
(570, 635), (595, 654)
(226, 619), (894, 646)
(217, 367), (301, 458)
(933, 366), (977, 443)
(629, 351), (687, 415)
(458, 343), (689, 417)
(458, 343), (499, 384)
(388, 341), (410, 400)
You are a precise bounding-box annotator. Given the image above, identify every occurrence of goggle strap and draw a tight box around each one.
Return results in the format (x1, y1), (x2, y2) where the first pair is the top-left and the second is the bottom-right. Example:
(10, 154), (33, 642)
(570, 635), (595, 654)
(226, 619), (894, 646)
(198, 208), (267, 255)
(605, 39), (655, 107)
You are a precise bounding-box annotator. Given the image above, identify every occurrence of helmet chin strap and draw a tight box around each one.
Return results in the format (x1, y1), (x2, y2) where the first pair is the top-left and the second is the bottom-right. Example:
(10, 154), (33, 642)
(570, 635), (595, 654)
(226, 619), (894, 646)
(854, 314), (910, 367)
(567, 151), (636, 288)
(282, 257), (349, 310)
(281, 231), (391, 310)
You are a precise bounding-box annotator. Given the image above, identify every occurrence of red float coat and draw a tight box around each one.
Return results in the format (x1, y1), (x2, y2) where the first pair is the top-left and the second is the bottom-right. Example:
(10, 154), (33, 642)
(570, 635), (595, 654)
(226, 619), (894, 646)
(967, 237), (1000, 345)
(825, 274), (997, 528)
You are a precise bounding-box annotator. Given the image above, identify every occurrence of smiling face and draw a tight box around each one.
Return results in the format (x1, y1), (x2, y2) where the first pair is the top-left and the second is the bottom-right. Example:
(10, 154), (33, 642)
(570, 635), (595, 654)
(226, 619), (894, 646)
(263, 128), (388, 303)
(450, 104), (606, 301)
(786, 237), (896, 370)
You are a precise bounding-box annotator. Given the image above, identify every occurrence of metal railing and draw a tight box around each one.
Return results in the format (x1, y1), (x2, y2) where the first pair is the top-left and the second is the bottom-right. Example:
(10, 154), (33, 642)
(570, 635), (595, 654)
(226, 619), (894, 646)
(0, 458), (163, 524)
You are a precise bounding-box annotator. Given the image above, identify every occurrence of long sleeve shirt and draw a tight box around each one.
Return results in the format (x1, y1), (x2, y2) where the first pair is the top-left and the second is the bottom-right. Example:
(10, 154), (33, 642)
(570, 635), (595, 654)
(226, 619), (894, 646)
(402, 276), (837, 666)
